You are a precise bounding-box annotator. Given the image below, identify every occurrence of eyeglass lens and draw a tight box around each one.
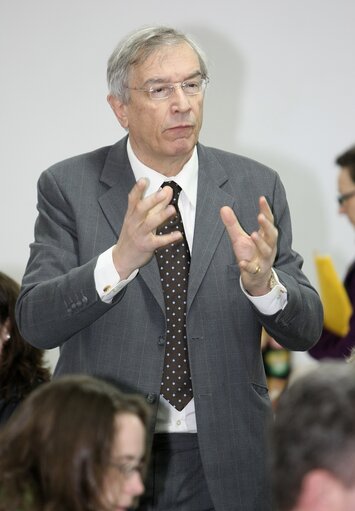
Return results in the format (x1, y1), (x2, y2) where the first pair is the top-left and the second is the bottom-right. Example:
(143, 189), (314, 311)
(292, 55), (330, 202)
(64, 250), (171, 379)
(338, 190), (355, 205)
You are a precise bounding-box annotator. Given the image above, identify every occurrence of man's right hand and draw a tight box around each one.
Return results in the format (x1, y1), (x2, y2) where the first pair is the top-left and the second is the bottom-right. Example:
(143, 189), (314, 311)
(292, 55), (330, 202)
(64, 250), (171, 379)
(112, 178), (182, 279)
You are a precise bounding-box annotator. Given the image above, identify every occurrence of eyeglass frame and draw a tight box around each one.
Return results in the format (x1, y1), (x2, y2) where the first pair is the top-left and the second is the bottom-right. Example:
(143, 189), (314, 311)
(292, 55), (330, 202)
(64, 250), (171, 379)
(108, 459), (145, 479)
(337, 190), (355, 206)
(124, 75), (209, 100)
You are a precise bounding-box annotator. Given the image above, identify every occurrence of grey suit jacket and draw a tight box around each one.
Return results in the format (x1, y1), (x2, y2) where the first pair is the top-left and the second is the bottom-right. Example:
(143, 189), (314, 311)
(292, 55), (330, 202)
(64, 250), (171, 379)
(16, 136), (323, 511)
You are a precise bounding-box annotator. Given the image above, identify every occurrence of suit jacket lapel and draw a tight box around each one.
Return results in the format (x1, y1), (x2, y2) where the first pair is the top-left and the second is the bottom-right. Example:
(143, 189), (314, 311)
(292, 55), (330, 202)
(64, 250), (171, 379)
(99, 137), (134, 231)
(187, 145), (235, 309)
(98, 137), (165, 312)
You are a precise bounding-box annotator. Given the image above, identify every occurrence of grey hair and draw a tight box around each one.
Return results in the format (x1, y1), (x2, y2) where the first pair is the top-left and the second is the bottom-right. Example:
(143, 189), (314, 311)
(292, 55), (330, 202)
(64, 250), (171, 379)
(107, 26), (208, 104)
(272, 362), (355, 511)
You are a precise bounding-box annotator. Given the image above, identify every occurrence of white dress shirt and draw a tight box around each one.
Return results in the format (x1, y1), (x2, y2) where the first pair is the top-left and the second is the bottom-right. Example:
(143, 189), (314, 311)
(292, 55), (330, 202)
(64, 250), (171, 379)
(94, 138), (287, 432)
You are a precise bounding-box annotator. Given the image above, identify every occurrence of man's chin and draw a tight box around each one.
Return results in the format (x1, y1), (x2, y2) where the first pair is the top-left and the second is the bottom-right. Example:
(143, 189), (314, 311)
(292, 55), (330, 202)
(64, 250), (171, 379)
(168, 136), (197, 155)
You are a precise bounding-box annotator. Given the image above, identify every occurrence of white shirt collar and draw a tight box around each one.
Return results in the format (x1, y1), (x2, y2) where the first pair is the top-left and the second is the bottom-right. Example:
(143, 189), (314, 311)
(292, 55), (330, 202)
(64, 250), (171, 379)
(126, 138), (198, 208)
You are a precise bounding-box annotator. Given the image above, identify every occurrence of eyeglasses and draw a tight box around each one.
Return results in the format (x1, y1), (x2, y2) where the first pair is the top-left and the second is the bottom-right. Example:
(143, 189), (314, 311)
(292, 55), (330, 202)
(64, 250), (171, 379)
(108, 460), (144, 479)
(126, 77), (209, 100)
(337, 190), (355, 206)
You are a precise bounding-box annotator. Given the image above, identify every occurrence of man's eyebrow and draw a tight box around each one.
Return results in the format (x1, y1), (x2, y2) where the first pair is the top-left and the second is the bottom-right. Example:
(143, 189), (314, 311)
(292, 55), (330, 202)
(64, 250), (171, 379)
(142, 70), (202, 87)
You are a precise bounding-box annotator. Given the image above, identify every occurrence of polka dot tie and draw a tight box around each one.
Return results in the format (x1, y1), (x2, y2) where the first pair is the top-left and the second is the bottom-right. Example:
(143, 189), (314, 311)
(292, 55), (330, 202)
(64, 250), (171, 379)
(156, 181), (193, 411)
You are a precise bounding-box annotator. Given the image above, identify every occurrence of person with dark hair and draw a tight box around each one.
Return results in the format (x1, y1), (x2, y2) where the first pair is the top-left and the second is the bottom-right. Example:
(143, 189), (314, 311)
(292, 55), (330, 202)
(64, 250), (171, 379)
(15, 26), (323, 511)
(271, 362), (355, 511)
(0, 271), (51, 424)
(0, 374), (150, 511)
(309, 144), (355, 360)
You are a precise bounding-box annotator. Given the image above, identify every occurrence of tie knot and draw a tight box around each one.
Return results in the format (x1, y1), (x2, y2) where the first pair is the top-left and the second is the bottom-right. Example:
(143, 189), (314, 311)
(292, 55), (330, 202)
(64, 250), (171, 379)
(161, 181), (182, 204)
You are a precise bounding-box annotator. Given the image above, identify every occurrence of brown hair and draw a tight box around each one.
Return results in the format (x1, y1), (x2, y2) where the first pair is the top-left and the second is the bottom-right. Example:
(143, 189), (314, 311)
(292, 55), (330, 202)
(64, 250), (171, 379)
(336, 144), (355, 182)
(0, 272), (50, 402)
(0, 374), (150, 511)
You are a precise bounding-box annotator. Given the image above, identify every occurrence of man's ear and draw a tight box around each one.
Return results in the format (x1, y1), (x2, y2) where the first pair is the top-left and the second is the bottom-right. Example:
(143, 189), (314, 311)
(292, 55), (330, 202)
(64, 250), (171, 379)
(107, 95), (129, 129)
(296, 469), (345, 511)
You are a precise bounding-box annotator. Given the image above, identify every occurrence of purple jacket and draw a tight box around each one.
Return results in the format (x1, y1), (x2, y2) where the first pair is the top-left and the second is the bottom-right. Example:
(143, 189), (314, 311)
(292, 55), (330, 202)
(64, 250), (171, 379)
(309, 261), (355, 359)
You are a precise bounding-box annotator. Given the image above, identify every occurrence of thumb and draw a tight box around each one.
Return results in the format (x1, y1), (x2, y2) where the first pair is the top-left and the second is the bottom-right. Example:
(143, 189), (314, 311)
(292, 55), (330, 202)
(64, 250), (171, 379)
(220, 206), (246, 243)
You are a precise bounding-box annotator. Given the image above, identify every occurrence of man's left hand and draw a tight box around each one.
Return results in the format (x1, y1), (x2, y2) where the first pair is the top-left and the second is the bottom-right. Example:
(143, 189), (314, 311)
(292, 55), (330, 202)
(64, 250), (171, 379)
(220, 196), (278, 296)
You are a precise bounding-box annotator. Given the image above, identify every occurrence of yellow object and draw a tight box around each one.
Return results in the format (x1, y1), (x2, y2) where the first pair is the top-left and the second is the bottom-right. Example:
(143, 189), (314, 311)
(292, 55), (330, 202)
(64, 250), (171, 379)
(314, 254), (352, 336)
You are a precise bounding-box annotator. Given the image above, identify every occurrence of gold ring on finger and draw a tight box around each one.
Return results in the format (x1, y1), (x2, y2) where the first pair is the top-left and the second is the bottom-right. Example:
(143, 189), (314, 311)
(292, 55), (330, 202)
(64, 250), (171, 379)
(253, 264), (261, 274)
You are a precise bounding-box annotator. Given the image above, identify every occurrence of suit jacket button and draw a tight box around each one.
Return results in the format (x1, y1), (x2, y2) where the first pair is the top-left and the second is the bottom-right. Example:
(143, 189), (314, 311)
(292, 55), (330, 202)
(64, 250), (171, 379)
(146, 393), (157, 404)
(158, 336), (165, 346)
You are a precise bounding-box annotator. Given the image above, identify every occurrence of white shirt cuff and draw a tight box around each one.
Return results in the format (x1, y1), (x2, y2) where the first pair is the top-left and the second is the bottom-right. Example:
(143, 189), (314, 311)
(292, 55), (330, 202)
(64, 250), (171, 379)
(240, 268), (287, 315)
(94, 246), (138, 303)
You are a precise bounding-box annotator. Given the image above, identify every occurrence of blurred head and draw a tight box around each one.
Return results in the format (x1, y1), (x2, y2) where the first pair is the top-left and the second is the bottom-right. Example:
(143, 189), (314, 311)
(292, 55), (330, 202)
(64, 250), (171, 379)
(0, 272), (18, 358)
(107, 26), (209, 175)
(0, 272), (50, 401)
(104, 412), (146, 510)
(271, 363), (355, 511)
(336, 145), (355, 226)
(0, 374), (150, 511)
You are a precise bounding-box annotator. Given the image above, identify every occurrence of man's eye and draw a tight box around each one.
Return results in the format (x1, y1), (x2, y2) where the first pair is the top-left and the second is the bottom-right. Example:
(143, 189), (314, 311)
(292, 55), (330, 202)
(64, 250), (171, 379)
(150, 85), (171, 97)
(184, 81), (199, 91)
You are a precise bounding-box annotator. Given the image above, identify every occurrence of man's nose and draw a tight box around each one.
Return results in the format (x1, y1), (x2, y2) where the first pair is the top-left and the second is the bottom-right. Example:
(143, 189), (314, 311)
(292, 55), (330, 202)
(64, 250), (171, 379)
(171, 85), (191, 111)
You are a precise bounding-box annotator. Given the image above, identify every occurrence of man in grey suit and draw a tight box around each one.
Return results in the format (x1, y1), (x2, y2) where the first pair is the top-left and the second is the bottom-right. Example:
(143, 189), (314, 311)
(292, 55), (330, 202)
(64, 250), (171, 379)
(16, 26), (323, 511)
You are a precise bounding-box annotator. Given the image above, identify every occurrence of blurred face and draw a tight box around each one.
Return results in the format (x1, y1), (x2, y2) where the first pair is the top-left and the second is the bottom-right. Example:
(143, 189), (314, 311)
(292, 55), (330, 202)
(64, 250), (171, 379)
(0, 318), (10, 359)
(103, 413), (146, 511)
(341, 485), (355, 511)
(295, 470), (355, 511)
(108, 42), (205, 176)
(320, 479), (355, 511)
(338, 167), (355, 227)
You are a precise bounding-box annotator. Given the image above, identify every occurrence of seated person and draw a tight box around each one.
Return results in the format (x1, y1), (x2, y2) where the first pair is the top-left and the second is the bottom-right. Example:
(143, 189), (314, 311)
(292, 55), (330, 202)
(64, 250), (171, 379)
(0, 271), (50, 424)
(309, 145), (355, 360)
(261, 329), (291, 409)
(0, 374), (150, 511)
(271, 361), (355, 511)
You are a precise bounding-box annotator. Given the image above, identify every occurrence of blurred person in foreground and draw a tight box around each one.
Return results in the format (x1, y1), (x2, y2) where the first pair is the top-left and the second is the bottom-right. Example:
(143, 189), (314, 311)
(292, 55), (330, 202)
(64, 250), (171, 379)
(0, 374), (150, 511)
(0, 271), (50, 424)
(271, 362), (355, 511)
(15, 26), (323, 510)
(309, 145), (355, 360)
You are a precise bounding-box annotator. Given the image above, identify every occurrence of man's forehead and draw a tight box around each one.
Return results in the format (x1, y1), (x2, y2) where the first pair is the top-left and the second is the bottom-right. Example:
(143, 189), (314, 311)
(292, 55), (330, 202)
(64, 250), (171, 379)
(132, 43), (200, 79)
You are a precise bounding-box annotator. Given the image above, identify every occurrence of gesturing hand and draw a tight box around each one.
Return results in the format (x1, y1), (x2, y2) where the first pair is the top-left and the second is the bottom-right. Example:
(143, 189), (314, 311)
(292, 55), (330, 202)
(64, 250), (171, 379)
(112, 178), (182, 279)
(220, 196), (278, 296)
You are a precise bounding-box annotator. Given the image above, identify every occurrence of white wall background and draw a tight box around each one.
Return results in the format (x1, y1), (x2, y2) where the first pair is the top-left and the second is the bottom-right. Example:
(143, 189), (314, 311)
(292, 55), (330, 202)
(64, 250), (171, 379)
(1, 0), (354, 370)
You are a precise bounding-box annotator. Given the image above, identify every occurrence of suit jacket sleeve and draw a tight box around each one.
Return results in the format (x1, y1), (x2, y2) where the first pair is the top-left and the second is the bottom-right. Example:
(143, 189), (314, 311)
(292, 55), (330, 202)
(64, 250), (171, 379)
(249, 172), (323, 351)
(16, 155), (123, 349)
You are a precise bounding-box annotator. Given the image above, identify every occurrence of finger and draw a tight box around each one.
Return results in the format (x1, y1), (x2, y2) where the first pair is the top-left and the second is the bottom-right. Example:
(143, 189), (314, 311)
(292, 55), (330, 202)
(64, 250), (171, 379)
(127, 177), (150, 215)
(145, 184), (173, 213)
(128, 180), (173, 223)
(141, 185), (179, 233)
(256, 212), (278, 246)
(255, 196), (275, 239)
(220, 206), (246, 244)
(259, 196), (274, 224)
(239, 259), (262, 275)
(153, 229), (183, 251)
(250, 230), (276, 259)
(147, 185), (174, 218)
(147, 203), (177, 233)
